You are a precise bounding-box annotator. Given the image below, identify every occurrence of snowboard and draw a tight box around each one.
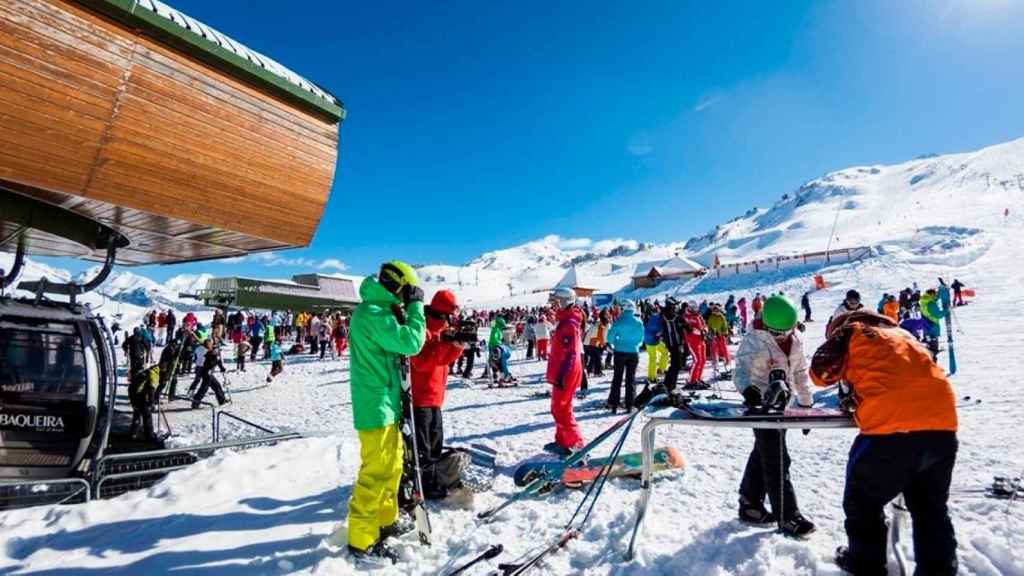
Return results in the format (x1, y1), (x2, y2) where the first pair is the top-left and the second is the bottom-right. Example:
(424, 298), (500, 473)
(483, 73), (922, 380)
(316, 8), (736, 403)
(560, 447), (685, 488)
(514, 447), (681, 487)
(682, 401), (849, 422)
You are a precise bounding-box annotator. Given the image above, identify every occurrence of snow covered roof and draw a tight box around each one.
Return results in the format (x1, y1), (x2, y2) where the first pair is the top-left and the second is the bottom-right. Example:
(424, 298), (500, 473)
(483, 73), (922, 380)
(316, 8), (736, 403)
(85, 0), (343, 121)
(554, 265), (593, 289)
(632, 256), (704, 278)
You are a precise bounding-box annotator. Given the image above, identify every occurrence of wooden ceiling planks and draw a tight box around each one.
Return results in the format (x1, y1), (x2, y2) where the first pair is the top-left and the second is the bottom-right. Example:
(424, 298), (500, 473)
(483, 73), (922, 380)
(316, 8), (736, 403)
(0, 0), (341, 266)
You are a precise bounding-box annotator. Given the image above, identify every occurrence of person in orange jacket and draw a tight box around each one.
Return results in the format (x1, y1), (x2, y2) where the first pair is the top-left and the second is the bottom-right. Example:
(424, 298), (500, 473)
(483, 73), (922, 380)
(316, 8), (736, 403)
(881, 294), (900, 322)
(810, 310), (958, 576)
(410, 290), (468, 498)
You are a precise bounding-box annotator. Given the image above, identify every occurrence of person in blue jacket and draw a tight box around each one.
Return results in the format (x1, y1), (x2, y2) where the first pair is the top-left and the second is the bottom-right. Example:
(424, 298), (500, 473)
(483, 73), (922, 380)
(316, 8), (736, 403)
(606, 300), (645, 413)
(249, 316), (264, 362)
(643, 306), (668, 384)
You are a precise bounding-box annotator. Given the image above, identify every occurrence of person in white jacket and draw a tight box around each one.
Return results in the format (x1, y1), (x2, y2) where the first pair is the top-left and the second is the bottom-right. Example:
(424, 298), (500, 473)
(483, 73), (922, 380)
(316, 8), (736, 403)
(533, 315), (552, 361)
(733, 295), (816, 538)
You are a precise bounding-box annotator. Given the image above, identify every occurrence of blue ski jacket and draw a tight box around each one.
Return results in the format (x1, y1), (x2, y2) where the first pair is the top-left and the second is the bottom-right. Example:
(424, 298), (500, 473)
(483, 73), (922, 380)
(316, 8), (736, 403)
(609, 309), (644, 353)
(643, 313), (662, 345)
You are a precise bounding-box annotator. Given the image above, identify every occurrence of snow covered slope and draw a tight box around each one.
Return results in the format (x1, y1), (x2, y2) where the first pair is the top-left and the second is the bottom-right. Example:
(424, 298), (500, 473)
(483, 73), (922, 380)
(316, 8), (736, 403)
(683, 137), (1024, 265)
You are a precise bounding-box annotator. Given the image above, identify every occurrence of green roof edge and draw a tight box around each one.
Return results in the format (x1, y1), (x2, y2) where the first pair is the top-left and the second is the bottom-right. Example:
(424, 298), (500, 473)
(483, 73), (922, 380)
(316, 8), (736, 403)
(75, 0), (345, 123)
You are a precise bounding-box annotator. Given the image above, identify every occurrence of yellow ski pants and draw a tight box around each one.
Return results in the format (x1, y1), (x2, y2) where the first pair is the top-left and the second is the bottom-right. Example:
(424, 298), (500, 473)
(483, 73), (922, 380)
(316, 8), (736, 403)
(347, 423), (404, 551)
(646, 341), (668, 382)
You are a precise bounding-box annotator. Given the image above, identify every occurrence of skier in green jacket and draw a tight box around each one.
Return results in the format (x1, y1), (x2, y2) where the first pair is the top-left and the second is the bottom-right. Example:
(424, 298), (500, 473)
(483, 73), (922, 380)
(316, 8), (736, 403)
(346, 260), (426, 564)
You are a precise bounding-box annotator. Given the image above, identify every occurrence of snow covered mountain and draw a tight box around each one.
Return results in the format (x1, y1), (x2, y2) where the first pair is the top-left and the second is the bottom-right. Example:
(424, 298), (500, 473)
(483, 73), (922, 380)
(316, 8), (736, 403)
(417, 137), (1024, 307)
(683, 137), (1024, 265)
(73, 268), (211, 312)
(4, 137), (1023, 312)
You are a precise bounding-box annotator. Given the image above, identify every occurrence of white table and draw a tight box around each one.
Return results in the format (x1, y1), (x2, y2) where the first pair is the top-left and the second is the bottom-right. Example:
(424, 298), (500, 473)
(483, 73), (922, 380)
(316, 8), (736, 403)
(625, 404), (857, 560)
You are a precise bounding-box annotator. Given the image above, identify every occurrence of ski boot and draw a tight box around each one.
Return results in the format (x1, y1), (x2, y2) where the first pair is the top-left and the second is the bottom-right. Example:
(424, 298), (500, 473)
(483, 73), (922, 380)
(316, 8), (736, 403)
(780, 514), (816, 539)
(834, 546), (886, 576)
(348, 540), (399, 567)
(379, 511), (415, 541)
(738, 501), (777, 525)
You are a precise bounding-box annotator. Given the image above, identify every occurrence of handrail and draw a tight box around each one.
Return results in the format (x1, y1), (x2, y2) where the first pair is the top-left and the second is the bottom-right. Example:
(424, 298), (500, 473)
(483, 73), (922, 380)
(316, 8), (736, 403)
(95, 432), (302, 468)
(0, 477), (91, 504)
(215, 410), (278, 442)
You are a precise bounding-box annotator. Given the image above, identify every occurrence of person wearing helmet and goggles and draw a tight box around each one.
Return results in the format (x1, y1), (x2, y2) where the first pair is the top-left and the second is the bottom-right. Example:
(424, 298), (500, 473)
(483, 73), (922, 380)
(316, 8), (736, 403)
(544, 287), (585, 454)
(346, 260), (426, 564)
(733, 295), (816, 538)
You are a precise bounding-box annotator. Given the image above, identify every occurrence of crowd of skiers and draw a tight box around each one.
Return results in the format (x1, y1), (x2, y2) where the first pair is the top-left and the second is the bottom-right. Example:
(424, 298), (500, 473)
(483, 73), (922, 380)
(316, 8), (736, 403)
(115, 264), (967, 573)
(120, 305), (360, 445)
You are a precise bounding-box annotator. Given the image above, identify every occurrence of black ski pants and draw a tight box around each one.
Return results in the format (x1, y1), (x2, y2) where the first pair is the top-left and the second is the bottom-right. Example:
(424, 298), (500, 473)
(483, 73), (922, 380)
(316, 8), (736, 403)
(842, 432), (958, 576)
(608, 352), (638, 410)
(460, 349), (476, 378)
(249, 336), (262, 361)
(739, 429), (800, 521)
(412, 406), (444, 494)
(192, 373), (227, 406)
(663, 345), (685, 392)
(526, 338), (535, 359)
(128, 384), (156, 442)
(584, 345), (603, 376)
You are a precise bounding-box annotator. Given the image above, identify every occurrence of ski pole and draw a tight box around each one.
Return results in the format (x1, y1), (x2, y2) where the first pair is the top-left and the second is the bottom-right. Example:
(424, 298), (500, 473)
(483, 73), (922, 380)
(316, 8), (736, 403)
(447, 544), (503, 576)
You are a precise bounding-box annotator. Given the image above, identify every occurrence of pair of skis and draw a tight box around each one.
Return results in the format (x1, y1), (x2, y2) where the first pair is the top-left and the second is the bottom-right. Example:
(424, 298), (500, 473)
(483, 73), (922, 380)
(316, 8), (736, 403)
(399, 356), (432, 546)
(939, 286), (957, 375)
(476, 407), (645, 521)
(497, 399), (642, 574)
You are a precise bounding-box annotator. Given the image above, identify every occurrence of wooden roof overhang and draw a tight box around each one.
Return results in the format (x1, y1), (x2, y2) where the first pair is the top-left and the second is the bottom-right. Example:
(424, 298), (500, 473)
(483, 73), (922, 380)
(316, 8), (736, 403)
(0, 0), (344, 266)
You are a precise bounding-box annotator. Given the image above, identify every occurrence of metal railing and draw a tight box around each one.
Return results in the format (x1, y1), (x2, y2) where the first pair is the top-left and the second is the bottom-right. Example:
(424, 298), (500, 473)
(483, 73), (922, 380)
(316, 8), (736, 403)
(214, 410), (278, 442)
(0, 477), (92, 509)
(94, 432), (302, 498)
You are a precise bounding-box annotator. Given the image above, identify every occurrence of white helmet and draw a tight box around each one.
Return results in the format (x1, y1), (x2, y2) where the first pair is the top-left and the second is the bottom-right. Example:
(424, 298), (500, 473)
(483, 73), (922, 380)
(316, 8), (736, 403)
(621, 300), (636, 312)
(549, 287), (576, 307)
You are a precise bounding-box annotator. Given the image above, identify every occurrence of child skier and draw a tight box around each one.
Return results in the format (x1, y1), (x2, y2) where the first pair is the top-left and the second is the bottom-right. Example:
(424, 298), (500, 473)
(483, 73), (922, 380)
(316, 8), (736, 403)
(733, 295), (816, 538)
(266, 340), (283, 383)
(534, 315), (551, 360)
(706, 303), (732, 374)
(545, 287), (584, 455)
(810, 310), (958, 576)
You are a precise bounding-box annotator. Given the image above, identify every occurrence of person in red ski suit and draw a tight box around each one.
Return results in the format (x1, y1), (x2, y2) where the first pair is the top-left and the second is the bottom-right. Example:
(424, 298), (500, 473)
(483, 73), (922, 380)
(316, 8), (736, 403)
(410, 290), (466, 497)
(545, 288), (584, 451)
(683, 304), (708, 386)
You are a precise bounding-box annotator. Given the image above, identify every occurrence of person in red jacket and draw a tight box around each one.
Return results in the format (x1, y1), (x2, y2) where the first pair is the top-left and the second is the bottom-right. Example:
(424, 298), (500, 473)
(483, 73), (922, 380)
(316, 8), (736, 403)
(409, 290), (466, 497)
(545, 287), (585, 454)
(682, 303), (709, 388)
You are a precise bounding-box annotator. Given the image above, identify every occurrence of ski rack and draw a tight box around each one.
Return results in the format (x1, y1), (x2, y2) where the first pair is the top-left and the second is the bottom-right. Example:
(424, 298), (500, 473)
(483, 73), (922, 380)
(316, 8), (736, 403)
(624, 404), (857, 560)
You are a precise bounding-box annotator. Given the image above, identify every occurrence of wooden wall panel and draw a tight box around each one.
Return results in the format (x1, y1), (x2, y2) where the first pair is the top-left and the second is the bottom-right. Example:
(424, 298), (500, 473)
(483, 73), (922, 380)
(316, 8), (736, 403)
(0, 0), (340, 265)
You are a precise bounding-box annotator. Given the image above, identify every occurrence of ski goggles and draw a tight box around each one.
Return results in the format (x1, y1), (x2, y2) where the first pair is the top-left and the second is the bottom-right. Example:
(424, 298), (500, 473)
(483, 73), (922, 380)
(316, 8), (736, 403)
(764, 326), (792, 338)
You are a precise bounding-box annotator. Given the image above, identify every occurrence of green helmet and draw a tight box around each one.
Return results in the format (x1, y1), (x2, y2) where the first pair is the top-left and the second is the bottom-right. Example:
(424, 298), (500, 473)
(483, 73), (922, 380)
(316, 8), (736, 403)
(378, 260), (420, 296)
(762, 295), (798, 332)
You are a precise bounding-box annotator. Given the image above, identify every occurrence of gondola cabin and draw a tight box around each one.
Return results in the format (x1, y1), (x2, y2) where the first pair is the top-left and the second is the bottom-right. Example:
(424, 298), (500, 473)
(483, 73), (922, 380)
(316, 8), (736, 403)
(0, 300), (117, 479)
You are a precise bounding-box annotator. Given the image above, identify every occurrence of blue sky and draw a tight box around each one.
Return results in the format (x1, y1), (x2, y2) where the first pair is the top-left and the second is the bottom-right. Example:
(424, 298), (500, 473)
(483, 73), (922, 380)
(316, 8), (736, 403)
(46, 0), (1024, 280)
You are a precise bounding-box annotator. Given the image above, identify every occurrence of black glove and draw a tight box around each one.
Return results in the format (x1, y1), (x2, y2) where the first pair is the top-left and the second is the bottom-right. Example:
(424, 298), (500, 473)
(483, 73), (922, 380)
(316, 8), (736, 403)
(440, 329), (458, 342)
(402, 285), (424, 305)
(742, 386), (763, 408)
(765, 380), (791, 412)
(553, 377), (564, 390)
(391, 304), (407, 326)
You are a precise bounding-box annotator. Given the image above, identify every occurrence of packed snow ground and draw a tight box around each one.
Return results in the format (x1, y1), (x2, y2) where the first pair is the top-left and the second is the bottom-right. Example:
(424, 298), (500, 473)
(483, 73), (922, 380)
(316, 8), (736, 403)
(1, 231), (1023, 575)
